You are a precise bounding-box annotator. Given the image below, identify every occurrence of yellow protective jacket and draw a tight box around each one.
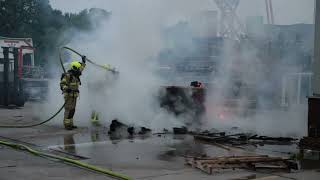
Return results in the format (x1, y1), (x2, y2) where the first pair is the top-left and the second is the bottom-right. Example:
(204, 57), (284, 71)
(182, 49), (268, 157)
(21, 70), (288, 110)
(60, 63), (86, 97)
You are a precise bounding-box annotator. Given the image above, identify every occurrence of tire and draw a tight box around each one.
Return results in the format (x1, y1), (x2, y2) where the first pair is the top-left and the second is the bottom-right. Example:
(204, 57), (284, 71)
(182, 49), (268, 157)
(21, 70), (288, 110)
(15, 81), (25, 107)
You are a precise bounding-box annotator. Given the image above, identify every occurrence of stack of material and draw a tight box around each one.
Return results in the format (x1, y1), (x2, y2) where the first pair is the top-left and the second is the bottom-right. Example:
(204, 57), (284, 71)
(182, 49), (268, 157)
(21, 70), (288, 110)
(185, 155), (297, 174)
(299, 137), (320, 151)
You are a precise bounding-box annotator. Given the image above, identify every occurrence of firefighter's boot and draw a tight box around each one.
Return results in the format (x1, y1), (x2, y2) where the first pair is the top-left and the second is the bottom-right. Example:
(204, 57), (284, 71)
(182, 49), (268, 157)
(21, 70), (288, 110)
(64, 118), (74, 130)
(63, 119), (78, 130)
(91, 111), (101, 126)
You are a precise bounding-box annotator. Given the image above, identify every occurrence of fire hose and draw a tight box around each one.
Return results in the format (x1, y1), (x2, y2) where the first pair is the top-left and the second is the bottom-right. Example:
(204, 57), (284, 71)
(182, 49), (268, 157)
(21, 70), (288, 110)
(60, 46), (119, 74)
(0, 46), (116, 128)
(0, 47), (132, 180)
(0, 139), (133, 180)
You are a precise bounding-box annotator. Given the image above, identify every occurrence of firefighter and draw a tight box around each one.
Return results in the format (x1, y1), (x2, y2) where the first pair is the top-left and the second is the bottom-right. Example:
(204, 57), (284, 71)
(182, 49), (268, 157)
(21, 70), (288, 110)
(60, 56), (86, 130)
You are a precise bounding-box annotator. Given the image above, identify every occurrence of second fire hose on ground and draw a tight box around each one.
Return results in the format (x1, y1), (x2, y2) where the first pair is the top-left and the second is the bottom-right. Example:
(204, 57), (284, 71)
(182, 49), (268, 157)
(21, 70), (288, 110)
(0, 139), (133, 180)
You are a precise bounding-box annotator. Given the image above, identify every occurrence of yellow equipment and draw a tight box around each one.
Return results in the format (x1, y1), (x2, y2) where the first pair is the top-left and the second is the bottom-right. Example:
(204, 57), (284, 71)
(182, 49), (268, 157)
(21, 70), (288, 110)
(70, 61), (82, 69)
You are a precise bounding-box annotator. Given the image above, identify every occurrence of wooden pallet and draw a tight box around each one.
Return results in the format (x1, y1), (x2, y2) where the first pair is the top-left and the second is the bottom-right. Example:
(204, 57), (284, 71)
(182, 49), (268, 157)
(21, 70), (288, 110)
(185, 155), (292, 174)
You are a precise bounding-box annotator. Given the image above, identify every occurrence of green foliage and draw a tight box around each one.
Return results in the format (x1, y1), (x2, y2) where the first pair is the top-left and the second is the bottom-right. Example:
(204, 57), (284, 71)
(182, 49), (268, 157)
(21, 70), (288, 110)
(0, 0), (110, 65)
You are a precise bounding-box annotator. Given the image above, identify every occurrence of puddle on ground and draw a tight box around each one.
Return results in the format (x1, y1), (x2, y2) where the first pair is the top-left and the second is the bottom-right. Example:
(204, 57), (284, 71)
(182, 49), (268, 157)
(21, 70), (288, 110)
(18, 127), (320, 171)
(40, 128), (250, 169)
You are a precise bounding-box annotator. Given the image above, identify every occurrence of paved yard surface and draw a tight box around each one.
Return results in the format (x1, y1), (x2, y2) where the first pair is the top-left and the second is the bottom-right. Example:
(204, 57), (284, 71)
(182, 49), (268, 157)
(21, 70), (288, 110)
(0, 103), (320, 180)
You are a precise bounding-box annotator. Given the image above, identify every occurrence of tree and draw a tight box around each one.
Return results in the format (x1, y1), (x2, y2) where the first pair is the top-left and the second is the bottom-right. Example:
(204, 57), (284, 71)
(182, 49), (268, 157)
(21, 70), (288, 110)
(0, 0), (110, 65)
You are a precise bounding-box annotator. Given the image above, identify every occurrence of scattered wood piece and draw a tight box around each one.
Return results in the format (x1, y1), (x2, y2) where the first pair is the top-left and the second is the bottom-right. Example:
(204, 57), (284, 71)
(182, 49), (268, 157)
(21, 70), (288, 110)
(194, 133), (297, 147)
(230, 174), (256, 180)
(191, 131), (226, 137)
(212, 142), (232, 151)
(195, 139), (232, 151)
(185, 155), (296, 175)
(173, 127), (188, 134)
(194, 133), (245, 142)
(192, 155), (269, 160)
(249, 135), (297, 142)
(252, 176), (279, 180)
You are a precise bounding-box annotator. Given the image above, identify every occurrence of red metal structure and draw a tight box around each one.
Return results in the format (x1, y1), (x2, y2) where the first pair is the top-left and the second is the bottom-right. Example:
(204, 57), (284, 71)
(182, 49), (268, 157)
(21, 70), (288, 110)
(0, 37), (48, 101)
(18, 46), (35, 78)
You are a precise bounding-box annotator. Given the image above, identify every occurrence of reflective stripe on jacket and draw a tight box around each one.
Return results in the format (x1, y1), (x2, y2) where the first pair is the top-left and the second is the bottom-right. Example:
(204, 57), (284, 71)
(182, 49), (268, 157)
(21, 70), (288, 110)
(60, 63), (86, 97)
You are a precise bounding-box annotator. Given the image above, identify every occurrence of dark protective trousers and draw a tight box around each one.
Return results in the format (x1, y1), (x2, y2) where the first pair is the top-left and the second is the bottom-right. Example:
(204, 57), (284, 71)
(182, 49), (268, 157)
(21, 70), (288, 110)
(63, 94), (77, 129)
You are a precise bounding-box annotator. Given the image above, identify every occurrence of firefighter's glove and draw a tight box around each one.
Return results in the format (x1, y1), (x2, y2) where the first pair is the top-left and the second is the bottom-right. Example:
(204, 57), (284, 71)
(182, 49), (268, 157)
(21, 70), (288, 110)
(81, 56), (86, 64)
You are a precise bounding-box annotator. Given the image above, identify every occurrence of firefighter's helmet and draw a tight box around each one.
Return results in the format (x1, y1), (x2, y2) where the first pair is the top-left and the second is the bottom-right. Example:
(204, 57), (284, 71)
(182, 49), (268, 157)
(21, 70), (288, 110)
(70, 61), (82, 70)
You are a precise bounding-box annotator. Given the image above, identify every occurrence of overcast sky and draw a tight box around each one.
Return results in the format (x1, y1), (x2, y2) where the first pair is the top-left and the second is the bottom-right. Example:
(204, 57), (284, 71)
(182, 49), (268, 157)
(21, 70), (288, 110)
(50, 0), (314, 25)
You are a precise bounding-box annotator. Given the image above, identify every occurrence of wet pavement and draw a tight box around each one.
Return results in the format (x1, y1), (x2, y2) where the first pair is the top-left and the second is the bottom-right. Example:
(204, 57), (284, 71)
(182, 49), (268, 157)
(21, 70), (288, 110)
(1, 103), (320, 180)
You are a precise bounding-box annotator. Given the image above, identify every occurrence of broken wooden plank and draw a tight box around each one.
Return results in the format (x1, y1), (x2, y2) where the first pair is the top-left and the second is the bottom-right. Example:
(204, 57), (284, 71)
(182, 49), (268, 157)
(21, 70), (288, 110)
(254, 164), (287, 169)
(193, 159), (212, 174)
(192, 155), (269, 161)
(195, 139), (232, 150)
(194, 134), (245, 142)
(194, 156), (287, 164)
(249, 135), (297, 142)
(230, 174), (257, 180)
(252, 176), (280, 180)
(186, 155), (295, 175)
(207, 162), (252, 169)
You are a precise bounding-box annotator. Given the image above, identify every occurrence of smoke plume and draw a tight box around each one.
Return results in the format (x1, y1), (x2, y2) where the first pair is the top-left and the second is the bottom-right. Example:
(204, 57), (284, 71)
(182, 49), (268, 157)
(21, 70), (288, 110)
(36, 0), (313, 137)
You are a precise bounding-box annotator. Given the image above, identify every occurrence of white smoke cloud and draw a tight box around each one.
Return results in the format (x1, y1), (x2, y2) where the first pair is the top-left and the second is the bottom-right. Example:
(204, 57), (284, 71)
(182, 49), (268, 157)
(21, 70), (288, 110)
(203, 37), (309, 137)
(36, 0), (312, 137)
(40, 0), (200, 130)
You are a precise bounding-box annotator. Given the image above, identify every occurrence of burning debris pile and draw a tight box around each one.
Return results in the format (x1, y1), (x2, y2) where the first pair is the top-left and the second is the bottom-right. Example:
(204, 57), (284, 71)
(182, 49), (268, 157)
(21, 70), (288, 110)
(108, 119), (151, 137)
(186, 155), (298, 174)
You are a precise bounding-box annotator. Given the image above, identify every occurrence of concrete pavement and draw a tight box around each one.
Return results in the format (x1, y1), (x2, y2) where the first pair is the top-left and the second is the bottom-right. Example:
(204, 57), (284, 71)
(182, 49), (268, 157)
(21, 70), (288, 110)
(1, 103), (320, 180)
